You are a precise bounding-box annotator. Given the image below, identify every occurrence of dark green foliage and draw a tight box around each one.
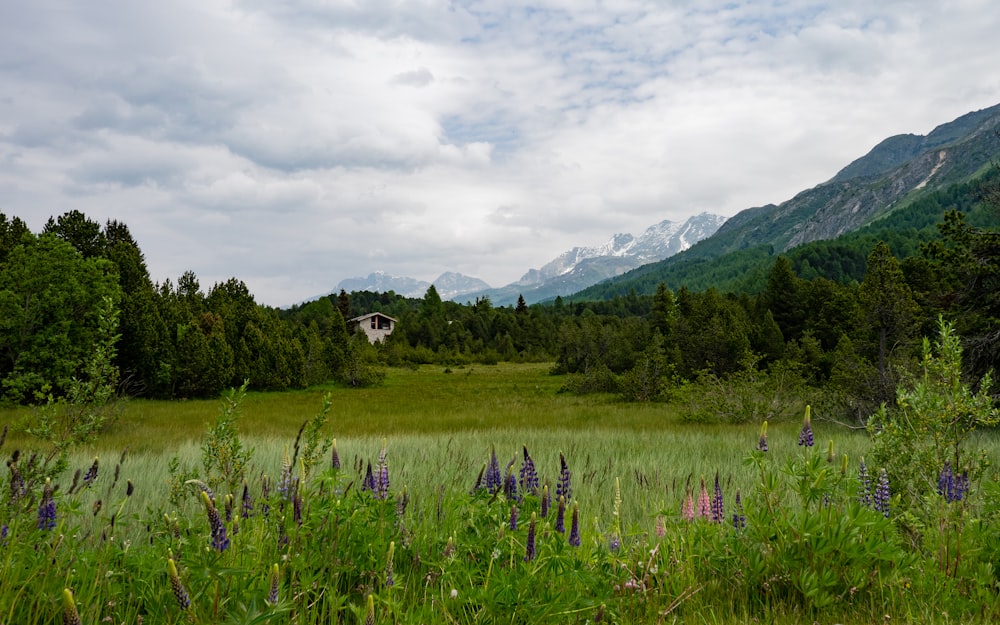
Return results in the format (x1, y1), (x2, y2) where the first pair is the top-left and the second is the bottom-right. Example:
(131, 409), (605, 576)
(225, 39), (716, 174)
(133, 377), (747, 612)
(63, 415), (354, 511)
(0, 233), (121, 403)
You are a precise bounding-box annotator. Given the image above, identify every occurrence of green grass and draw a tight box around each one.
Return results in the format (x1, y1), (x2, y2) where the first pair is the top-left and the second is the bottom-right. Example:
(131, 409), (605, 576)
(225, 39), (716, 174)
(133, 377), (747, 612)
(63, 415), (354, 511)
(3, 363), (999, 624)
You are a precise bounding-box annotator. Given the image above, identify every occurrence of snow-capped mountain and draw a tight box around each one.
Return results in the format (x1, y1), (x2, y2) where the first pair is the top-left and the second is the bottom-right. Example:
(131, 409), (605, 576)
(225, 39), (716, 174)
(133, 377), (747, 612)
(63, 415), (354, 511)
(519, 213), (726, 287)
(336, 271), (490, 300)
(333, 212), (726, 306)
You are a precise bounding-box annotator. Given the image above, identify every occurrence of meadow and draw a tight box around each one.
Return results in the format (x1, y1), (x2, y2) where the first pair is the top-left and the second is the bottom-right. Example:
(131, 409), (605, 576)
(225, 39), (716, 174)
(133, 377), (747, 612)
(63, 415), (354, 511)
(2, 362), (999, 624)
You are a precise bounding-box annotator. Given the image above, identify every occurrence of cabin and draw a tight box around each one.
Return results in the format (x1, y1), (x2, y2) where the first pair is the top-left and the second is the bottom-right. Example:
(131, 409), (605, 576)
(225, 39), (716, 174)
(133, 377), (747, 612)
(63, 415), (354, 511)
(349, 312), (397, 344)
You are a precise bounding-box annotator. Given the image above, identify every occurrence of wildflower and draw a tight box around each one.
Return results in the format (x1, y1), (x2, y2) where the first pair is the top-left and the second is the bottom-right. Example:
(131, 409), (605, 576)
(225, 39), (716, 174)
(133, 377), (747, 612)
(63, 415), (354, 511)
(509, 504), (519, 531)
(503, 464), (519, 502)
(540, 484), (550, 518)
(826, 440), (835, 464)
(266, 563), (280, 605)
(364, 593), (375, 625)
(278, 446), (294, 501)
(555, 496), (566, 533)
(449, 588), (458, 600)
(937, 461), (953, 498)
(697, 478), (711, 520)
(375, 439), (390, 500)
(396, 486), (409, 523)
(37, 478), (57, 531)
(682, 486), (695, 521)
(485, 446), (502, 492)
(201, 491), (230, 552)
(225, 493), (234, 523)
(519, 446), (539, 494)
(126, 479), (134, 497)
(293, 487), (303, 526)
(756, 421), (769, 452)
(524, 513), (537, 561)
(1, 523), (8, 545)
(62, 588), (81, 625)
(797, 406), (814, 447)
(858, 458), (872, 508)
(732, 489), (746, 530)
(385, 541), (395, 588)
(874, 469), (890, 518)
(443, 535), (456, 559)
(568, 501), (581, 547)
(710, 472), (724, 524)
(557, 452), (572, 502)
(362, 460), (375, 493)
(241, 482), (254, 518)
(608, 533), (620, 552)
(655, 515), (666, 538)
(8, 460), (24, 502)
(167, 558), (191, 610)
(472, 463), (486, 492)
(260, 477), (271, 517)
(83, 456), (99, 487)
(331, 438), (341, 471)
(185, 479), (215, 503)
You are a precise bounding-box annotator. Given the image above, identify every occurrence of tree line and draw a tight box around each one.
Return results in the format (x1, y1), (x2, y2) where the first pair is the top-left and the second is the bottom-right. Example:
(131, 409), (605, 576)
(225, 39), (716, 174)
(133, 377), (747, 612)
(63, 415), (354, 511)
(1, 176), (997, 423)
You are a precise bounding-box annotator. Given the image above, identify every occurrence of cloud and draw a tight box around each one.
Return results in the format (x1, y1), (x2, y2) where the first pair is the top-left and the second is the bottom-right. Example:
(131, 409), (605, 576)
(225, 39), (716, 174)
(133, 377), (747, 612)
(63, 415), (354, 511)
(2, 0), (1000, 306)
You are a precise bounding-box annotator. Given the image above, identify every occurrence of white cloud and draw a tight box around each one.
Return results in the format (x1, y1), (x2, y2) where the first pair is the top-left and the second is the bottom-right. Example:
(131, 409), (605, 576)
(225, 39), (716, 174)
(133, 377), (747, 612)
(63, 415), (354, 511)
(2, 0), (1000, 305)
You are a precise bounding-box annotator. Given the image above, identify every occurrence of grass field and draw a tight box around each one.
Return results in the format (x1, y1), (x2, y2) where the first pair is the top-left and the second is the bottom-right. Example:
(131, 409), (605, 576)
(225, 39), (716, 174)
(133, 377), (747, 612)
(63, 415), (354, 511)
(2, 363), (999, 624)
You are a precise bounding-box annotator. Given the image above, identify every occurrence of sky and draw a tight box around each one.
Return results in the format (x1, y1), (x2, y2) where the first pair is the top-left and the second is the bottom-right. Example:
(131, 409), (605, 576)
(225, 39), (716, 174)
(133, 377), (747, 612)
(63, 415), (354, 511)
(2, 1), (1000, 307)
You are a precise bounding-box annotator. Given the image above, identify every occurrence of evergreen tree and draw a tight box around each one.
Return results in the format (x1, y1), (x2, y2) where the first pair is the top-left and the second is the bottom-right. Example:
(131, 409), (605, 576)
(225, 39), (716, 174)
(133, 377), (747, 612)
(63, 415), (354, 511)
(858, 242), (919, 407)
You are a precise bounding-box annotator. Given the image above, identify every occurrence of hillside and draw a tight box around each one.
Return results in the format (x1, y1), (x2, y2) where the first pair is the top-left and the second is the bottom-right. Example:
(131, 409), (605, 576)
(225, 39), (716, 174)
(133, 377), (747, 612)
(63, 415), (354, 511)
(571, 103), (1000, 300)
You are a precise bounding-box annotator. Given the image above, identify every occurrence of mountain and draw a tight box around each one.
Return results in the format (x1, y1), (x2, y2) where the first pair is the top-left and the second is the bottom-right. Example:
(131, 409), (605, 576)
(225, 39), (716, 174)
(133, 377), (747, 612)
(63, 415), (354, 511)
(462, 212), (726, 305)
(336, 271), (489, 300)
(572, 103), (1000, 300)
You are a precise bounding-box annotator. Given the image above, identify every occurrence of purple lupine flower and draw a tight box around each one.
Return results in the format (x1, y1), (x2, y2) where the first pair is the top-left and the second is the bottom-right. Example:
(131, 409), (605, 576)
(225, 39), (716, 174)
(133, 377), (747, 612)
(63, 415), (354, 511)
(266, 563), (280, 605)
(540, 484), (550, 518)
(185, 479), (215, 503)
(362, 461), (375, 493)
(524, 513), (537, 562)
(858, 459), (872, 508)
(519, 446), (539, 495)
(241, 482), (254, 518)
(504, 468), (519, 502)
(938, 461), (953, 498)
(375, 440), (390, 500)
(167, 558), (191, 610)
(797, 407), (814, 447)
(756, 421), (769, 452)
(260, 477), (271, 518)
(608, 533), (620, 553)
(557, 452), (572, 502)
(710, 472), (724, 524)
(732, 489), (746, 530)
(874, 469), (890, 518)
(955, 471), (969, 502)
(224, 494), (234, 523)
(201, 491), (230, 552)
(509, 504), (519, 531)
(364, 594), (375, 625)
(331, 438), (341, 471)
(1, 523), (7, 545)
(82, 457), (99, 489)
(485, 447), (502, 492)
(555, 496), (566, 533)
(37, 478), (56, 531)
(569, 501), (581, 547)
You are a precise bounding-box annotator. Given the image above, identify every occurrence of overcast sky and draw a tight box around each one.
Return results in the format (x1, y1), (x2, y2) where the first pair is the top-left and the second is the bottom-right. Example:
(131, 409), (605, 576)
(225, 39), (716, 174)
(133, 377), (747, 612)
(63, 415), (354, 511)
(2, 1), (1000, 307)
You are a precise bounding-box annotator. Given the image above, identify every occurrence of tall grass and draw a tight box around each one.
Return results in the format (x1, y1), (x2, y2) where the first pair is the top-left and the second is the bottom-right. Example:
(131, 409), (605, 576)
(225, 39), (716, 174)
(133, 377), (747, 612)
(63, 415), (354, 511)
(2, 363), (999, 623)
